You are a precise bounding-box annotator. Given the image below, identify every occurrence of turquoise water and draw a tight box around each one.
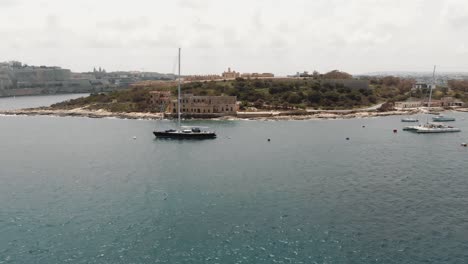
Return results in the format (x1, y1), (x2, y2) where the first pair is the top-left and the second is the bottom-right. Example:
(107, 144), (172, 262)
(1, 104), (468, 263)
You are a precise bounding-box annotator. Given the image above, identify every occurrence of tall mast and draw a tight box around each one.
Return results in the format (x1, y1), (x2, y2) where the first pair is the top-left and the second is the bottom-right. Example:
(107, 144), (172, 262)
(177, 48), (181, 127)
(426, 65), (436, 123)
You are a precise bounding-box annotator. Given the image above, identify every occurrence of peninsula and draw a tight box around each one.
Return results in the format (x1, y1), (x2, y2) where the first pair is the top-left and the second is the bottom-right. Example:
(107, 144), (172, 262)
(2, 70), (468, 120)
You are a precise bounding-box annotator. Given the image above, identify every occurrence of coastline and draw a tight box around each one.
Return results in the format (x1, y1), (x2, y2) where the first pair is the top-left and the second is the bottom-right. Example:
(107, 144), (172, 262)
(0, 107), (434, 120)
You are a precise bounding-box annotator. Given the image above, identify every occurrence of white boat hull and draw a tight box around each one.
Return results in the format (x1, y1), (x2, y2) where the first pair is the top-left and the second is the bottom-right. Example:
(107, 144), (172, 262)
(416, 128), (461, 133)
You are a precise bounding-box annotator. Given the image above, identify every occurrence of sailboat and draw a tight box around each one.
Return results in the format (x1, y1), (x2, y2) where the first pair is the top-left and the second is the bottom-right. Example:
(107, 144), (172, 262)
(432, 115), (456, 122)
(153, 48), (217, 139)
(404, 66), (460, 133)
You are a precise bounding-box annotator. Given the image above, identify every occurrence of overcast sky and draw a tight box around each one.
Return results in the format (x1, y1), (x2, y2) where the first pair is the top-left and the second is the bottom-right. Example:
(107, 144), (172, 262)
(1, 0), (468, 75)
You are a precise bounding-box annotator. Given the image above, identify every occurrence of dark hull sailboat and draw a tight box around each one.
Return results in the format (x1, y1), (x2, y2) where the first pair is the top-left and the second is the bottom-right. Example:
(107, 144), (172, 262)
(154, 125), (217, 139)
(153, 129), (216, 139)
(153, 48), (217, 140)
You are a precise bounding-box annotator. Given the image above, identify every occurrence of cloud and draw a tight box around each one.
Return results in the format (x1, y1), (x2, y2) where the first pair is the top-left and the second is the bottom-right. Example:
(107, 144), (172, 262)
(96, 17), (150, 31)
(2, 0), (468, 74)
(0, 0), (18, 7)
(442, 3), (468, 31)
(177, 0), (211, 9)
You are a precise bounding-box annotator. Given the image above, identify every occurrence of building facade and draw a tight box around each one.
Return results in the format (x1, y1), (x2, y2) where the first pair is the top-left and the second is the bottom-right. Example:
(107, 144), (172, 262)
(395, 101), (422, 108)
(422, 97), (464, 107)
(167, 94), (237, 115)
(149, 91), (172, 112)
(222, 68), (240, 79)
(395, 96), (464, 109)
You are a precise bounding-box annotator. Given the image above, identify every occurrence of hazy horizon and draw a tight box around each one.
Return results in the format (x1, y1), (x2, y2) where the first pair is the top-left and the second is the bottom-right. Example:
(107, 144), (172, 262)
(2, 0), (468, 75)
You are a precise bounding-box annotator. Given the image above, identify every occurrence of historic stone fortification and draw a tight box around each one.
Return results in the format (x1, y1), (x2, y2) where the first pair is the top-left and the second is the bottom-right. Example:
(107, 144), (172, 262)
(150, 91), (238, 116)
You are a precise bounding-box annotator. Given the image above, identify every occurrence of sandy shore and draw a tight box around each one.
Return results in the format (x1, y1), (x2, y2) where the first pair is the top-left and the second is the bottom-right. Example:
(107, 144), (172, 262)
(0, 107), (431, 121)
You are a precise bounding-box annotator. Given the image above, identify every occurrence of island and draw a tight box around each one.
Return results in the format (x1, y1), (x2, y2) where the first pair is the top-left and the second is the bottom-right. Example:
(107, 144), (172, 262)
(2, 70), (468, 120)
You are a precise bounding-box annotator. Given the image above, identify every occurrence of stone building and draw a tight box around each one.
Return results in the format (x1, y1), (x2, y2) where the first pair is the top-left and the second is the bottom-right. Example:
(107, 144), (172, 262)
(422, 97), (464, 107)
(395, 100), (422, 109)
(167, 94), (237, 115)
(222, 68), (240, 79)
(395, 96), (464, 109)
(440, 97), (464, 107)
(149, 91), (172, 112)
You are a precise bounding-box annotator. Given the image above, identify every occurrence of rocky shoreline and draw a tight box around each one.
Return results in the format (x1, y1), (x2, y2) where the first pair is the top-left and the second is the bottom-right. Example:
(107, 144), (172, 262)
(0, 107), (436, 121)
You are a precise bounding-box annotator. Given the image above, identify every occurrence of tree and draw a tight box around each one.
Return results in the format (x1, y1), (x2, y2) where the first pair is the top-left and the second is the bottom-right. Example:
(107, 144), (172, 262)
(254, 99), (264, 109)
(286, 93), (301, 104)
(322, 70), (352, 79)
(307, 91), (322, 104)
(377, 101), (395, 112)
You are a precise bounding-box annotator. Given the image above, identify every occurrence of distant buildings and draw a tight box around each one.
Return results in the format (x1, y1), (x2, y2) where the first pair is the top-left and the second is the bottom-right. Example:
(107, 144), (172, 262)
(288, 71), (315, 78)
(241, 72), (274, 78)
(185, 67), (275, 81)
(149, 91), (238, 115)
(394, 100), (423, 109)
(167, 94), (237, 115)
(395, 97), (464, 108)
(0, 61), (96, 97)
(184, 75), (223, 82)
(222, 68), (241, 79)
(423, 97), (465, 107)
(0, 61), (175, 97)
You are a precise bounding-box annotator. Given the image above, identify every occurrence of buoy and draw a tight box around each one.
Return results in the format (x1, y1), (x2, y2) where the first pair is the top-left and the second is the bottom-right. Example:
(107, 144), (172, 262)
(346, 137), (350, 140)
(393, 129), (398, 133)
(362, 125), (366, 128)
(268, 138), (271, 142)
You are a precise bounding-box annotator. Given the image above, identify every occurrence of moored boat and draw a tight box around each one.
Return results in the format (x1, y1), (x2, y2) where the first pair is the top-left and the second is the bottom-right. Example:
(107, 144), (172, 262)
(401, 118), (419, 122)
(403, 125), (420, 131)
(403, 66), (460, 134)
(415, 123), (461, 133)
(432, 115), (456, 122)
(153, 128), (216, 139)
(153, 49), (217, 140)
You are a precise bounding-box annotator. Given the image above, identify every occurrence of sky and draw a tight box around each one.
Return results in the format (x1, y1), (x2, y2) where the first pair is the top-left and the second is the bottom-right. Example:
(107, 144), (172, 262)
(1, 0), (468, 75)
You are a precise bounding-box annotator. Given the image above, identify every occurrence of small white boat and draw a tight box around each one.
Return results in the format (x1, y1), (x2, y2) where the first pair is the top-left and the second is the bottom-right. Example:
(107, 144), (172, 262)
(432, 115), (456, 122)
(415, 123), (461, 133)
(401, 118), (419, 122)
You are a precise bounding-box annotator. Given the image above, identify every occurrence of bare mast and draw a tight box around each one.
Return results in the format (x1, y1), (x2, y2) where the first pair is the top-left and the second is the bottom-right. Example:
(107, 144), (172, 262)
(426, 65), (436, 123)
(177, 48), (181, 127)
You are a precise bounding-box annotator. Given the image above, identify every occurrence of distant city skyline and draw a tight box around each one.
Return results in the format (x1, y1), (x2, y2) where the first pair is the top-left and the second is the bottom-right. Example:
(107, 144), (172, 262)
(2, 0), (468, 75)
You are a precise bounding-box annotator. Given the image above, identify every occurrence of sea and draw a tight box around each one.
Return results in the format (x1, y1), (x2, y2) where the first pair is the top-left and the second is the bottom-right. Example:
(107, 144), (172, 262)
(1, 95), (468, 264)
